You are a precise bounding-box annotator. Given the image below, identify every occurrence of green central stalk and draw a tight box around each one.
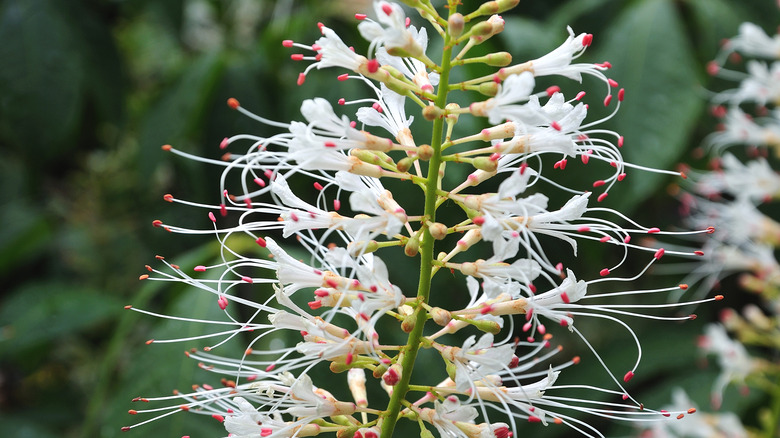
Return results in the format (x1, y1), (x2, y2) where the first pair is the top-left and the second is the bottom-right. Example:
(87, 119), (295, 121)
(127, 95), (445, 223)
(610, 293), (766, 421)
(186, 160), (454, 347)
(379, 16), (455, 438)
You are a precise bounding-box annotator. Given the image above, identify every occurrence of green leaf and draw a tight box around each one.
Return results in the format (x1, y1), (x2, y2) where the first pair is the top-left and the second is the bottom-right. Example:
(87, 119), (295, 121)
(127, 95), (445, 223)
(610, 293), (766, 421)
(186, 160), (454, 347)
(0, 0), (85, 163)
(593, 0), (704, 210)
(687, 0), (750, 62)
(0, 283), (122, 355)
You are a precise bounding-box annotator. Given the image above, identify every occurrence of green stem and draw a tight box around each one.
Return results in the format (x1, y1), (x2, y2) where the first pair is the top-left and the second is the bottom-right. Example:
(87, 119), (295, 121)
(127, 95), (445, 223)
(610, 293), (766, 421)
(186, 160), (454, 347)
(379, 12), (455, 438)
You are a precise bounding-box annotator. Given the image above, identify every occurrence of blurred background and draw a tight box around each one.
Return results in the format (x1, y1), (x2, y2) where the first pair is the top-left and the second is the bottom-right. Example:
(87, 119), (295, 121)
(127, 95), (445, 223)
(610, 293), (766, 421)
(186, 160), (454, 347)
(1, 0), (778, 437)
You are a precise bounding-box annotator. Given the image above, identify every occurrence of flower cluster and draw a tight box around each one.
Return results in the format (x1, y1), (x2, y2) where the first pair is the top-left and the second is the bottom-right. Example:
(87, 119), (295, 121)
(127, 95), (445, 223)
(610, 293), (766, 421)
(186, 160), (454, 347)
(125, 1), (718, 437)
(648, 21), (780, 437)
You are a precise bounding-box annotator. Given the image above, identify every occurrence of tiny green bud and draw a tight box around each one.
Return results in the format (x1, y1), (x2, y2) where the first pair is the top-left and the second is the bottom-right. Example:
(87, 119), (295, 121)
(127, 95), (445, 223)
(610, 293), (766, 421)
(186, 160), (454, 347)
(478, 0), (520, 15)
(373, 362), (389, 379)
(422, 105), (445, 121)
(401, 312), (416, 333)
(485, 51), (512, 66)
(405, 235), (420, 257)
(396, 157), (415, 173)
(445, 102), (460, 123)
(347, 240), (380, 255)
(336, 425), (362, 438)
(417, 144), (433, 160)
(445, 359), (457, 381)
(470, 20), (494, 37)
(472, 156), (499, 172)
(478, 81), (500, 96)
(469, 317), (502, 334)
(448, 13), (465, 38)
(350, 149), (382, 164)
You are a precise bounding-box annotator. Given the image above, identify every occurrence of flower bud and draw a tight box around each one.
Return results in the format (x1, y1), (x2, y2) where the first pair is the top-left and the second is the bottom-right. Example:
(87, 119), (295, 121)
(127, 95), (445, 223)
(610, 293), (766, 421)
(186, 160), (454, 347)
(470, 21), (494, 38)
(422, 105), (445, 121)
(348, 240), (379, 255)
(430, 307), (452, 326)
(477, 0), (520, 15)
(448, 13), (465, 38)
(405, 235), (420, 257)
(402, 312), (417, 333)
(478, 81), (500, 96)
(382, 364), (402, 386)
(485, 51), (512, 67)
(469, 317), (502, 334)
(396, 157), (415, 173)
(472, 156), (499, 172)
(347, 368), (368, 408)
(417, 144), (433, 160)
(373, 362), (389, 379)
(445, 103), (460, 123)
(429, 222), (448, 240)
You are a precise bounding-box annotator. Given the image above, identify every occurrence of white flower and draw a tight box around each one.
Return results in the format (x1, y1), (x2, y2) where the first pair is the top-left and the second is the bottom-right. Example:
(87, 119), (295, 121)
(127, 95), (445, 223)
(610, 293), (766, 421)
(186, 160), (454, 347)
(358, 1), (423, 58)
(699, 324), (757, 408)
(692, 153), (780, 202)
(724, 22), (780, 60)
(446, 333), (515, 391)
(375, 25), (439, 92)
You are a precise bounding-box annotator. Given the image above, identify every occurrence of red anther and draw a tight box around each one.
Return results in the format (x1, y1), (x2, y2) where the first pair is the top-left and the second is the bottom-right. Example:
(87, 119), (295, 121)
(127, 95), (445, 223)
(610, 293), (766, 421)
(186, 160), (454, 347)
(350, 121), (356, 128)
(355, 13), (367, 20)
(551, 121), (562, 131)
(220, 204), (227, 217)
(405, 17), (410, 27)
(161, 144), (172, 151)
(308, 300), (323, 310)
(647, 227), (661, 234)
(227, 98), (240, 109)
(660, 409), (670, 417)
(138, 274), (149, 281)
(372, 102), (383, 112)
(678, 283), (689, 290)
(221, 152), (232, 161)
(522, 321), (532, 332)
(218, 296), (228, 310)
(706, 226), (715, 234)
(577, 226), (590, 232)
(603, 94), (613, 106)
(618, 88), (625, 101)
(317, 22), (324, 32)
(313, 182), (324, 191)
(324, 141), (337, 148)
(282, 40), (294, 47)
(581, 154), (589, 164)
(714, 295), (724, 301)
(297, 73), (306, 85)
(689, 314), (697, 320)
(242, 276), (253, 283)
(121, 427), (131, 432)
(255, 237), (267, 247)
(338, 73), (349, 81)
(609, 161), (617, 167)
(128, 409), (138, 416)
(212, 414), (225, 423)
(654, 248), (665, 259)
(381, 2), (393, 15)
(582, 34), (593, 46)
(555, 262), (563, 272)
(261, 429), (273, 438)
(676, 414), (685, 420)
(125, 305), (133, 310)
(145, 339), (154, 345)
(546, 85), (561, 96)
(618, 136), (624, 147)
(367, 58), (379, 73)
(623, 371), (634, 382)
(600, 236), (610, 242)
(338, 98), (345, 105)
(290, 54), (304, 61)
(155, 255), (164, 260)
(694, 250), (704, 256)
(473, 216), (485, 225)
(706, 61), (719, 76)
(688, 408), (696, 414)
(334, 199), (341, 211)
(575, 91), (586, 100)
(528, 415), (542, 423)
(600, 268), (610, 276)
(561, 291), (570, 304)
(194, 265), (207, 272)
(208, 212), (216, 223)
(560, 319), (569, 327)
(607, 78), (619, 88)
(617, 173), (626, 181)
(597, 192), (608, 202)
(314, 289), (329, 297)
(593, 180), (606, 187)
(254, 177), (266, 187)
(152, 220), (163, 227)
